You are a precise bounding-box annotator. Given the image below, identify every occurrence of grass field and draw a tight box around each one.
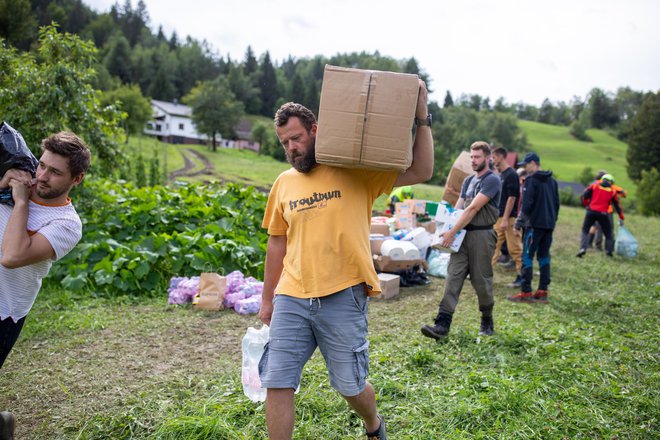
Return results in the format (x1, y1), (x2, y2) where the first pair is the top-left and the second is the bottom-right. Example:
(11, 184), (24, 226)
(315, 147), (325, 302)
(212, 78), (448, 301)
(1, 202), (658, 439)
(519, 120), (635, 199)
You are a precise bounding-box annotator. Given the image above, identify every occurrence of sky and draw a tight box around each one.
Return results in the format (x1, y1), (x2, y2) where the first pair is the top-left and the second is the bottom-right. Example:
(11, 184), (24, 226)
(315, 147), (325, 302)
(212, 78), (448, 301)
(84, 0), (659, 106)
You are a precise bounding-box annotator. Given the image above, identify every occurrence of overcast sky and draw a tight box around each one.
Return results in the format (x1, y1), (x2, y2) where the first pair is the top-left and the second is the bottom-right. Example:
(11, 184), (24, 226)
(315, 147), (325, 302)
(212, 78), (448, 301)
(84, 0), (659, 106)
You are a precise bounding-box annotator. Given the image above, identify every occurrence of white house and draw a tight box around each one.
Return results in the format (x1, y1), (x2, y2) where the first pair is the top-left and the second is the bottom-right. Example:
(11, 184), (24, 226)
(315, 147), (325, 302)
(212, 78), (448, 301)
(143, 99), (260, 152)
(143, 100), (207, 144)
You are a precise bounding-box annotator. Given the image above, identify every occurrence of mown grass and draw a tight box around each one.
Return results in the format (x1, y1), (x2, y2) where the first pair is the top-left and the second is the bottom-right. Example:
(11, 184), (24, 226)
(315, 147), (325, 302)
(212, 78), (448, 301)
(1, 204), (657, 439)
(519, 120), (635, 198)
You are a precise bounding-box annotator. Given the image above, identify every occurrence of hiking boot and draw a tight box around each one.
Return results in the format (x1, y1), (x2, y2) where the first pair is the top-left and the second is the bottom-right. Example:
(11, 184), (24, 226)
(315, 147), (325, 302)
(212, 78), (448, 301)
(576, 248), (587, 258)
(366, 414), (387, 440)
(478, 315), (494, 336)
(532, 290), (548, 304)
(506, 274), (523, 288)
(507, 291), (534, 303)
(421, 313), (452, 340)
(0, 411), (15, 440)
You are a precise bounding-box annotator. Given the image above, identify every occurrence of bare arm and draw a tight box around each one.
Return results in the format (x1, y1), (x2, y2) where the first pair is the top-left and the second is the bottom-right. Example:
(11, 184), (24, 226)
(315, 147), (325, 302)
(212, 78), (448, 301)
(438, 193), (491, 248)
(1, 179), (55, 268)
(258, 234), (287, 326)
(500, 196), (516, 230)
(393, 79), (434, 187)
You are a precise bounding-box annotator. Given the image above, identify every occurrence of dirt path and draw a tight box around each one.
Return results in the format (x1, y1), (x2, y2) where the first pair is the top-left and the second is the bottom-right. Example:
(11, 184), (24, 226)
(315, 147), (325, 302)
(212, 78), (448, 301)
(168, 148), (215, 181)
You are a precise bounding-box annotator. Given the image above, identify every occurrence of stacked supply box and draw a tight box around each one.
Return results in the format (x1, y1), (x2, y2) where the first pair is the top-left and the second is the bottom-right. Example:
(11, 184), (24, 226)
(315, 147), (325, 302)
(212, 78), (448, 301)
(315, 65), (420, 171)
(442, 151), (474, 206)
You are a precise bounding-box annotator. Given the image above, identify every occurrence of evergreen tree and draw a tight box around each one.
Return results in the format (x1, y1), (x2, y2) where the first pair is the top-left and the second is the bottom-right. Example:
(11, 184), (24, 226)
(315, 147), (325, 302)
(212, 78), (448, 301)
(0, 0), (36, 50)
(588, 88), (619, 128)
(626, 91), (660, 181)
(444, 91), (454, 108)
(259, 51), (278, 116)
(243, 45), (258, 75)
(104, 33), (133, 83)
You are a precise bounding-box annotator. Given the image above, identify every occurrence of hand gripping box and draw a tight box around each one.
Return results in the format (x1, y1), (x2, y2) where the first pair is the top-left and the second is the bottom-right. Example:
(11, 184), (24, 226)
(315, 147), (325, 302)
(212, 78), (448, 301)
(315, 65), (420, 171)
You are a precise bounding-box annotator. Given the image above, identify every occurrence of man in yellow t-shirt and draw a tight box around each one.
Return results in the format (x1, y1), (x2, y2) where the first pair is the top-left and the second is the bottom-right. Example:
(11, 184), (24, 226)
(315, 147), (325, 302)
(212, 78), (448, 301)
(259, 80), (434, 440)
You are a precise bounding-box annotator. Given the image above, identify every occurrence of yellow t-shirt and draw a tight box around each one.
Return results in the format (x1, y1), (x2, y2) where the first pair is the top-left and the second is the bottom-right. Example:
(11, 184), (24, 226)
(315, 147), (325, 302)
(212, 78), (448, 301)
(262, 164), (397, 298)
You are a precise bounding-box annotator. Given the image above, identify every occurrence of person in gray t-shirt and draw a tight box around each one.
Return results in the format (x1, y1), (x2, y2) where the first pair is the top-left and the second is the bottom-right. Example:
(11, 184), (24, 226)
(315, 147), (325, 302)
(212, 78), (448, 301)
(421, 141), (501, 339)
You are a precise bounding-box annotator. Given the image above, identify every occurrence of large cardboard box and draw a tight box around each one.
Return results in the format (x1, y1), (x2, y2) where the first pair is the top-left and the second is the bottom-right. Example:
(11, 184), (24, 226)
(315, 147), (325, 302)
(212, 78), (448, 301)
(374, 273), (400, 300)
(370, 223), (390, 236)
(373, 255), (428, 273)
(315, 65), (420, 171)
(442, 152), (474, 206)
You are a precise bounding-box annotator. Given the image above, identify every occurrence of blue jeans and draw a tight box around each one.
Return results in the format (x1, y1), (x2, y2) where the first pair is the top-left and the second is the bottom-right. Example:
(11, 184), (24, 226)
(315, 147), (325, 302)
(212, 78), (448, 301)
(521, 228), (553, 293)
(258, 284), (370, 396)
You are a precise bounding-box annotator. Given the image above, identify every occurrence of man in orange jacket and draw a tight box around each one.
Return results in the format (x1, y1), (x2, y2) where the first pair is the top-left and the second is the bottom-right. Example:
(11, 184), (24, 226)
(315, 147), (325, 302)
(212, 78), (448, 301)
(577, 174), (623, 258)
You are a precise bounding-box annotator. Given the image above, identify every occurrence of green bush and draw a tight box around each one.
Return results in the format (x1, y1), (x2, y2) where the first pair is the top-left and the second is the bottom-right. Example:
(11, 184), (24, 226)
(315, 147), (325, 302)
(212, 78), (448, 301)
(636, 167), (660, 216)
(47, 179), (268, 296)
(559, 187), (581, 207)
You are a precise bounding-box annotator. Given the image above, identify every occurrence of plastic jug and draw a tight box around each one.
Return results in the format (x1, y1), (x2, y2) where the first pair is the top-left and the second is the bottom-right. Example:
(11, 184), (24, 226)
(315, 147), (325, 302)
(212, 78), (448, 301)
(241, 325), (269, 402)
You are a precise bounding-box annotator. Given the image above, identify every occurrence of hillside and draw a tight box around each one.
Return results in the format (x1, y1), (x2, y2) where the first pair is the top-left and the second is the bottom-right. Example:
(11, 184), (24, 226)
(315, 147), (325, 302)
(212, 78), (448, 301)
(519, 120), (635, 199)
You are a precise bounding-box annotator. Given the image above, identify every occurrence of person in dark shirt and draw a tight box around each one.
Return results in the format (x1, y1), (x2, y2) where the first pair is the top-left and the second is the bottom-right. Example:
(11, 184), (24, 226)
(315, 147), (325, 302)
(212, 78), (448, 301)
(490, 147), (522, 286)
(509, 153), (559, 304)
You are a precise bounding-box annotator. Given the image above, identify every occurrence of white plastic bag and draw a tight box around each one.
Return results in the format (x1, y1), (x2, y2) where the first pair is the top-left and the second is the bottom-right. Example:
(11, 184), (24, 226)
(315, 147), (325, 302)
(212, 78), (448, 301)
(241, 325), (269, 402)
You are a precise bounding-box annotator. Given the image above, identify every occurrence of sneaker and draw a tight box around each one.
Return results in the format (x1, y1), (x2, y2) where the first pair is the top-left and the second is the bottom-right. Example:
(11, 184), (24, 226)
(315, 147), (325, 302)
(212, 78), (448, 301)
(576, 248), (586, 258)
(0, 411), (15, 440)
(507, 291), (534, 303)
(499, 260), (516, 269)
(506, 275), (523, 288)
(532, 290), (548, 304)
(496, 254), (511, 264)
(478, 315), (494, 336)
(366, 414), (387, 440)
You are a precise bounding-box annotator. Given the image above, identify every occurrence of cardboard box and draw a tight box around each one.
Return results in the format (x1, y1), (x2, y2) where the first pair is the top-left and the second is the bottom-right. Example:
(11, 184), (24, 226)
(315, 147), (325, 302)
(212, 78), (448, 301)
(370, 223), (390, 236)
(373, 255), (428, 273)
(442, 152), (474, 206)
(315, 65), (420, 171)
(370, 234), (387, 255)
(395, 213), (416, 230)
(411, 199), (427, 214)
(374, 273), (400, 300)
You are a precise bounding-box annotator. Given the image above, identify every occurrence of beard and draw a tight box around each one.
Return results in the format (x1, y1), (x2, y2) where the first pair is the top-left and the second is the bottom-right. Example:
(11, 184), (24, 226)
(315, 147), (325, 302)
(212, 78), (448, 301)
(286, 139), (317, 173)
(473, 160), (487, 172)
(34, 181), (69, 200)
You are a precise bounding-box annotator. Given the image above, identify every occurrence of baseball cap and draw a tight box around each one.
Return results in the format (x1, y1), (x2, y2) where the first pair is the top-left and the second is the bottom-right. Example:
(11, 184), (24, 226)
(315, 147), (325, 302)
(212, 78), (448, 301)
(516, 152), (540, 167)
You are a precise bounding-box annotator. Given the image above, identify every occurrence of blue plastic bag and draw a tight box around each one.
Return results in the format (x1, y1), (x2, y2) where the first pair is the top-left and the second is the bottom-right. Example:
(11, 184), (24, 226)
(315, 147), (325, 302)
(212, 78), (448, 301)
(615, 226), (638, 258)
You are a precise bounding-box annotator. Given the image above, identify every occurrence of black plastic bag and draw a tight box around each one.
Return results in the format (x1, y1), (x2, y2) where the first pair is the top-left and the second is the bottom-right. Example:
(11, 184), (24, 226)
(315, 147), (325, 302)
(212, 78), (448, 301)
(0, 121), (38, 205)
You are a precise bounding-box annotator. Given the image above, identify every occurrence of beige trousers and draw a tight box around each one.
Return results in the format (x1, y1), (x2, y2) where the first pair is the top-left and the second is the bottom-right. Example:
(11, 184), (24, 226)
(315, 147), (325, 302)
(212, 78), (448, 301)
(491, 216), (523, 273)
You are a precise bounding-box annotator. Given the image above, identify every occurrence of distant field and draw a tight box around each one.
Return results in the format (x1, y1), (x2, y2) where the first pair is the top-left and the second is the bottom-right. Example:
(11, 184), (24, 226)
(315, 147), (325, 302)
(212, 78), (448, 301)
(519, 120), (635, 199)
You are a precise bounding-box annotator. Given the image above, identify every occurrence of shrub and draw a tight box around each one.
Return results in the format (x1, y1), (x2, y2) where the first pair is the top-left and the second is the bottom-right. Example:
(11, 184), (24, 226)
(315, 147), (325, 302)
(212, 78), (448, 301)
(47, 179), (268, 297)
(636, 167), (660, 216)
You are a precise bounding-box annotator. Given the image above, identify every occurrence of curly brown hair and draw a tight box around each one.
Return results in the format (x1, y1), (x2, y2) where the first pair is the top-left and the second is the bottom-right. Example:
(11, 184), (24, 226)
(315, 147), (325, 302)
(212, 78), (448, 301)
(41, 132), (91, 177)
(274, 102), (317, 132)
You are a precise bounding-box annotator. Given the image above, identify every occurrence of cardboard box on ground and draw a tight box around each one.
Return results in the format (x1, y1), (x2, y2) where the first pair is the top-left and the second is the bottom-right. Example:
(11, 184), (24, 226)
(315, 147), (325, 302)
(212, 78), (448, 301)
(373, 273), (400, 300)
(442, 151), (474, 207)
(315, 65), (420, 171)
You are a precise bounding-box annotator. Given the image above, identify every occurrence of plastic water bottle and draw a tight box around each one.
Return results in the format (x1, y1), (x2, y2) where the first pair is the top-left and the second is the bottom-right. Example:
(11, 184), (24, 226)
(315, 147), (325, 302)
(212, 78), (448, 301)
(241, 325), (269, 402)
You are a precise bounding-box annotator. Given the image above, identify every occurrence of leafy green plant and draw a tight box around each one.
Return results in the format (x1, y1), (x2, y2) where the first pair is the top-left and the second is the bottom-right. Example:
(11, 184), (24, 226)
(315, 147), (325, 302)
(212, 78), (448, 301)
(47, 179), (268, 296)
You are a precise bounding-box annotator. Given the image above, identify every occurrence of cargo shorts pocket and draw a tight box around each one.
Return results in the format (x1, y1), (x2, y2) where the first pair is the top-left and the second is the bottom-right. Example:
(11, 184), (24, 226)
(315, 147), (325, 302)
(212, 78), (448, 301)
(258, 342), (269, 377)
(352, 340), (370, 388)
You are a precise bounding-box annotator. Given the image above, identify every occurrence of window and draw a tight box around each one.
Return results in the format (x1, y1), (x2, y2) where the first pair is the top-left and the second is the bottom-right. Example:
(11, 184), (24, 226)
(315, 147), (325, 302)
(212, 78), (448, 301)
(179, 123), (185, 130)
(156, 124), (162, 132)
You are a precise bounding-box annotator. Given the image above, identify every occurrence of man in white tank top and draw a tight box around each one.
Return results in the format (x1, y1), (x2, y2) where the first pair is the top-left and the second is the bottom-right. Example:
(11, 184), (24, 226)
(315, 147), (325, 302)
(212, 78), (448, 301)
(0, 131), (91, 438)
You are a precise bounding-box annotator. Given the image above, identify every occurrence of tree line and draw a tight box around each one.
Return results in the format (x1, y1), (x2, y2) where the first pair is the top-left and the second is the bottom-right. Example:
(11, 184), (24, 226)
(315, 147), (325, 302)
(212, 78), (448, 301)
(0, 0), (658, 213)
